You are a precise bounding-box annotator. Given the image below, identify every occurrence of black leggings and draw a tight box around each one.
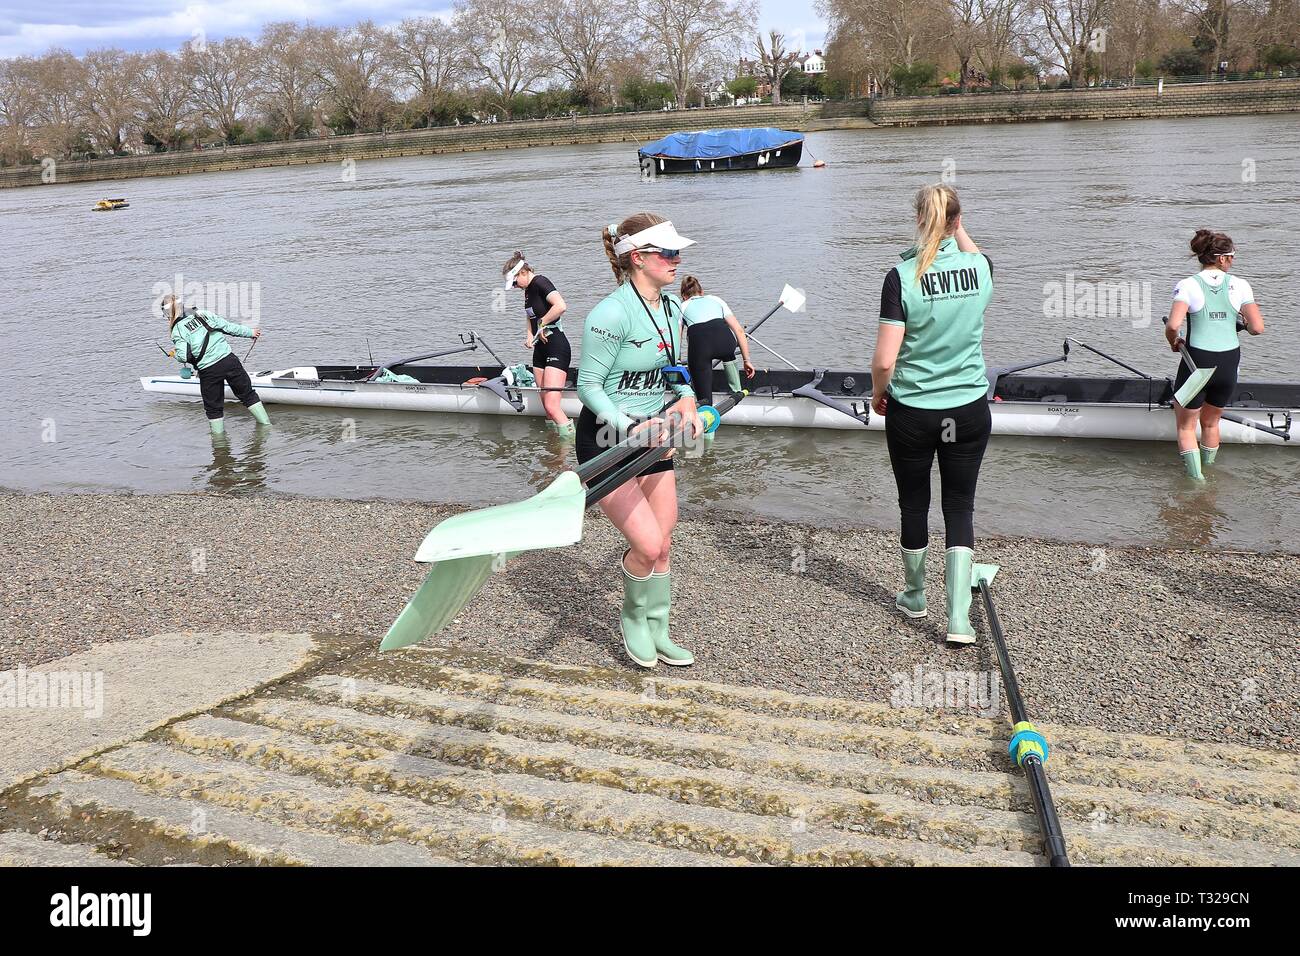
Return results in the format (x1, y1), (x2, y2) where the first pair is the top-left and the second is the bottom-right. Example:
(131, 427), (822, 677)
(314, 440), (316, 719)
(199, 353), (260, 420)
(686, 319), (738, 405)
(885, 395), (991, 550)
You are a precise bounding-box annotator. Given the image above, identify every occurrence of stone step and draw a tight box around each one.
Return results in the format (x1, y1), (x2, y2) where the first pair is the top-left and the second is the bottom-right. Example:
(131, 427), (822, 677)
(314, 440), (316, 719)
(290, 675), (1300, 853)
(168, 713), (1038, 866)
(0, 829), (129, 867)
(26, 771), (469, 866)
(82, 742), (741, 867)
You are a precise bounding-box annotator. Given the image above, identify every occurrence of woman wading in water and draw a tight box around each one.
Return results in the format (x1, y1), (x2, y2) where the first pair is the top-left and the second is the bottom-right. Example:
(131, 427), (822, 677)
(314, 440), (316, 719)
(163, 295), (269, 434)
(872, 185), (994, 645)
(577, 213), (702, 668)
(1165, 229), (1264, 479)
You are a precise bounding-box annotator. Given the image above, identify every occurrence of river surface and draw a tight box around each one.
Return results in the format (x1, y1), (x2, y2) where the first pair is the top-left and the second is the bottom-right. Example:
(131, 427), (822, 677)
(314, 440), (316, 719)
(2, 114), (1298, 552)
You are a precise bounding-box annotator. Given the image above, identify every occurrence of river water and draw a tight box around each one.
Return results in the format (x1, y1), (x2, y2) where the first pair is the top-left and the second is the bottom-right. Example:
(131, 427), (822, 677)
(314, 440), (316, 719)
(2, 114), (1297, 552)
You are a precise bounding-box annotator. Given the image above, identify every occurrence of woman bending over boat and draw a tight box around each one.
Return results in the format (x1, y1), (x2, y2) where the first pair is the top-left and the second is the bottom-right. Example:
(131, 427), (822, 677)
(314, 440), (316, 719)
(504, 251), (573, 438)
(578, 214), (702, 668)
(871, 184), (993, 646)
(1165, 229), (1264, 480)
(163, 295), (270, 434)
(679, 275), (755, 415)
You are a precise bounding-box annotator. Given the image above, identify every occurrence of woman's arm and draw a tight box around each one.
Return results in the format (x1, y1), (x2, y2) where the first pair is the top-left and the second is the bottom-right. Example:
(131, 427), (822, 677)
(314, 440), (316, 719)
(1166, 300), (1188, 348)
(1240, 301), (1264, 335)
(872, 323), (905, 409)
(201, 311), (255, 338)
(536, 291), (566, 332)
(577, 305), (635, 432)
(724, 314), (754, 368)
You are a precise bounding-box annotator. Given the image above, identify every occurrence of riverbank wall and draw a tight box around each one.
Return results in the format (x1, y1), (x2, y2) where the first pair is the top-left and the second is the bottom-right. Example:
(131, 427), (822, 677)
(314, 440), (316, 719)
(865, 76), (1300, 126)
(0, 103), (819, 189)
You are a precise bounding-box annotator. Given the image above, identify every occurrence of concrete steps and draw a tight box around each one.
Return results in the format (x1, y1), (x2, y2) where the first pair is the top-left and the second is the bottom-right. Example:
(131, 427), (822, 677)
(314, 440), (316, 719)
(3, 644), (1295, 866)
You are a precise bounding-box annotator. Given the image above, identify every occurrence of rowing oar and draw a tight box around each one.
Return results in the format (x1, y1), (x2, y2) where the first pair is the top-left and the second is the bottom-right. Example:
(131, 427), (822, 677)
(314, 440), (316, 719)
(745, 283), (806, 336)
(1173, 340), (1290, 440)
(378, 391), (745, 651)
(973, 564), (1071, 867)
(243, 332), (259, 364)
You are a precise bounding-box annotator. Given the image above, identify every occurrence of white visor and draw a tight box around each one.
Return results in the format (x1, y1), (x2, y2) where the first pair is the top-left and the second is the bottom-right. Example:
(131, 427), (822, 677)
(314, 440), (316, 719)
(504, 260), (526, 289)
(612, 220), (696, 256)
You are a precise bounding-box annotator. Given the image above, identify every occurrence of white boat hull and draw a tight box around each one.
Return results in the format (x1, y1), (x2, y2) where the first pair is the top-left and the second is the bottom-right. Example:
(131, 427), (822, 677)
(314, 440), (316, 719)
(139, 372), (1298, 446)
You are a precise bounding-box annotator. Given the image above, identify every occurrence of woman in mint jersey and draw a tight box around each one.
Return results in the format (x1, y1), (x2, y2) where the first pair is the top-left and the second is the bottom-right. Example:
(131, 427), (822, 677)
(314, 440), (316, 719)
(1164, 229), (1265, 480)
(679, 275), (755, 409)
(578, 213), (702, 669)
(871, 184), (993, 646)
(163, 295), (270, 434)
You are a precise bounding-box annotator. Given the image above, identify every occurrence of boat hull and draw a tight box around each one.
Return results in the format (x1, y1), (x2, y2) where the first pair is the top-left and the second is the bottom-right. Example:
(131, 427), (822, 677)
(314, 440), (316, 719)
(640, 140), (803, 175)
(139, 366), (1299, 446)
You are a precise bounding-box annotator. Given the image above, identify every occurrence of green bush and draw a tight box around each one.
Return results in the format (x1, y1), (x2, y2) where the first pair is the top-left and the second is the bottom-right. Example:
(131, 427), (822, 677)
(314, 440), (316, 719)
(1159, 48), (1204, 77)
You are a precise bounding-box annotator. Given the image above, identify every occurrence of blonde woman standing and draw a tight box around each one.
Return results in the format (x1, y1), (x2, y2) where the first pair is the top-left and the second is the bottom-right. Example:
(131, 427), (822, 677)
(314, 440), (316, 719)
(163, 295), (270, 434)
(871, 185), (993, 646)
(577, 213), (702, 668)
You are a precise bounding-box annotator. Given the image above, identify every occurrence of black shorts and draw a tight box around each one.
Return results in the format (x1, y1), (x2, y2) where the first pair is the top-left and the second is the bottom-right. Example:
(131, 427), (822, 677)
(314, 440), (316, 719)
(575, 406), (674, 483)
(531, 329), (571, 372)
(1175, 344), (1240, 409)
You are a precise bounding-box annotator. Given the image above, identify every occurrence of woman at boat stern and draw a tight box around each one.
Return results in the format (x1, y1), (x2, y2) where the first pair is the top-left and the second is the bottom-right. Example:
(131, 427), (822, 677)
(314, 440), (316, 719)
(504, 252), (573, 438)
(679, 276), (755, 422)
(163, 295), (269, 434)
(578, 214), (702, 668)
(1165, 230), (1264, 479)
(871, 184), (993, 646)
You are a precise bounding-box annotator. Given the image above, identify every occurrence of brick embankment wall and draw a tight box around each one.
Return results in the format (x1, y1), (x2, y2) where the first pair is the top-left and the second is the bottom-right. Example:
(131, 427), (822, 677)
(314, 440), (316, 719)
(867, 77), (1300, 126)
(0, 103), (818, 188)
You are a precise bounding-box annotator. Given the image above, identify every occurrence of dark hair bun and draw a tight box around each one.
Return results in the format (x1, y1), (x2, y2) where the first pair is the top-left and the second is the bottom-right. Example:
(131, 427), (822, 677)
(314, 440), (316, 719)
(1190, 229), (1233, 264)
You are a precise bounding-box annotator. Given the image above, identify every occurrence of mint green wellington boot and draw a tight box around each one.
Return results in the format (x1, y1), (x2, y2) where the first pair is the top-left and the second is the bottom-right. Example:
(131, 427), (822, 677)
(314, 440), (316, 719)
(248, 402), (271, 425)
(208, 417), (226, 436)
(621, 560), (657, 668)
(723, 360), (743, 395)
(896, 546), (928, 618)
(1180, 448), (1205, 480)
(557, 421), (575, 441)
(1200, 443), (1218, 469)
(647, 570), (693, 666)
(945, 547), (976, 645)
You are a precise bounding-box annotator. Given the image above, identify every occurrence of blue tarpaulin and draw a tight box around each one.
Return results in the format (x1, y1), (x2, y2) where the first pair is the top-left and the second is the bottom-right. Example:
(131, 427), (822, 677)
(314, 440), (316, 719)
(637, 127), (804, 160)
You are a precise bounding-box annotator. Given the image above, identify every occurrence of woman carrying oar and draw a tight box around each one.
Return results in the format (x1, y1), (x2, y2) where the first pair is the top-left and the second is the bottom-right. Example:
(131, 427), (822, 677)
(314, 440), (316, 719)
(679, 276), (755, 420)
(1164, 229), (1265, 480)
(503, 251), (573, 438)
(871, 184), (994, 646)
(578, 214), (702, 668)
(163, 295), (269, 434)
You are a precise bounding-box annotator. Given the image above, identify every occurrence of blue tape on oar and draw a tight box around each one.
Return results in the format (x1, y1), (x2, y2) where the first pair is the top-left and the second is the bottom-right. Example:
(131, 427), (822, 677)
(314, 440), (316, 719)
(1008, 725), (1050, 767)
(699, 405), (722, 434)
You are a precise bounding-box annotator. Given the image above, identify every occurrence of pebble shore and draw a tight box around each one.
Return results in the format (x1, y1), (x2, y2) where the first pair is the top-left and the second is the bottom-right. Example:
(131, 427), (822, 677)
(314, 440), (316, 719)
(2, 491), (1295, 752)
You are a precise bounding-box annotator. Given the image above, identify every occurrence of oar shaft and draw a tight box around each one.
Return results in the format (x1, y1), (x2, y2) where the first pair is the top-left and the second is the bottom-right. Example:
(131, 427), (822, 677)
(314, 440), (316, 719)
(979, 580), (1027, 724)
(745, 301), (783, 336)
(1220, 410), (1291, 441)
(747, 333), (801, 371)
(1067, 338), (1152, 380)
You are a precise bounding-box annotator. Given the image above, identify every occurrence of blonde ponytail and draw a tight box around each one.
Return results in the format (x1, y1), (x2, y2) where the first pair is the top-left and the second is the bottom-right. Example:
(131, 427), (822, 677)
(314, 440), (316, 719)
(913, 184), (960, 278)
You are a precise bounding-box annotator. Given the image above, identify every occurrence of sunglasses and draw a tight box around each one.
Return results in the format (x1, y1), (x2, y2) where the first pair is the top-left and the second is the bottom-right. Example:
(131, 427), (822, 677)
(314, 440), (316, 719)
(641, 247), (682, 261)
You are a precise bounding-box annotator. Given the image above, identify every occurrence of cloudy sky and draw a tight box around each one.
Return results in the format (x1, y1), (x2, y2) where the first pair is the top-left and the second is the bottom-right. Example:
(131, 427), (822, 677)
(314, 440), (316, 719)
(0, 1), (827, 60)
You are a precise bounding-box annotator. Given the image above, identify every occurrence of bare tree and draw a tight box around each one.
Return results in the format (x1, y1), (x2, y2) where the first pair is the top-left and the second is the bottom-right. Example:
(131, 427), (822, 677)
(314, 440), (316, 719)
(0, 57), (42, 164)
(944, 0), (984, 86)
(137, 50), (195, 149)
(31, 50), (88, 159)
(455, 0), (547, 117)
(389, 16), (466, 125)
(257, 22), (322, 139)
(81, 48), (144, 154)
(308, 22), (396, 133)
(538, 0), (635, 105)
(640, 0), (757, 108)
(755, 30), (799, 103)
(1026, 0), (1112, 84)
(976, 0), (1031, 80)
(183, 36), (259, 143)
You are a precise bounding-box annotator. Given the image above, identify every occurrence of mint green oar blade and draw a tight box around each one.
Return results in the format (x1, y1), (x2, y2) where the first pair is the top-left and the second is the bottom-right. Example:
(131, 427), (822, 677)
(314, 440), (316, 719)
(379, 471), (587, 650)
(1173, 342), (1214, 407)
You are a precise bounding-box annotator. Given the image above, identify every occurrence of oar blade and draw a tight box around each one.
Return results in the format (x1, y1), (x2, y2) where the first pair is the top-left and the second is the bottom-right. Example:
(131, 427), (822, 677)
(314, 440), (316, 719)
(780, 284), (807, 313)
(1173, 367), (1215, 407)
(380, 471), (588, 650)
(972, 563), (1000, 591)
(414, 471), (586, 562)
